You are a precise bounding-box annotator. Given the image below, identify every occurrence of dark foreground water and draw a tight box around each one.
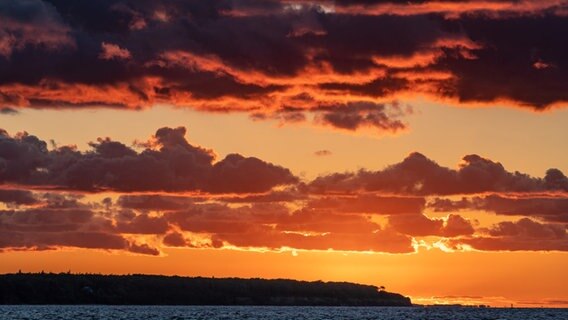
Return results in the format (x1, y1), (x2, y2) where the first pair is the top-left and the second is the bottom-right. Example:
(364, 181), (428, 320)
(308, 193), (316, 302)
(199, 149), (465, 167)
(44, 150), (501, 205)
(1, 305), (567, 320)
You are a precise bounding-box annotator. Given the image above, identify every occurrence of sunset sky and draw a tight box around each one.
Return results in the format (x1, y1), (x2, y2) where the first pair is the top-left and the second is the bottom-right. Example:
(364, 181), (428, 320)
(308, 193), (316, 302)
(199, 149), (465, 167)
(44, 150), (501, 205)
(1, 0), (568, 307)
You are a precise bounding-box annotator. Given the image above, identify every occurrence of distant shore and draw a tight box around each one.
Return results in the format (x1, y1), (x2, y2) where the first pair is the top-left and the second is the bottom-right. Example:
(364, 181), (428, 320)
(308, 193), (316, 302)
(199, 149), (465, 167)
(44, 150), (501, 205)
(0, 273), (412, 306)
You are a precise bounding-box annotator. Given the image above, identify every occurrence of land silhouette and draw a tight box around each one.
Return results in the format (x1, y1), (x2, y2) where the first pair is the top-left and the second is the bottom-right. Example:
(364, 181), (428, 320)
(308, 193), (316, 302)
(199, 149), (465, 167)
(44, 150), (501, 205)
(0, 273), (411, 306)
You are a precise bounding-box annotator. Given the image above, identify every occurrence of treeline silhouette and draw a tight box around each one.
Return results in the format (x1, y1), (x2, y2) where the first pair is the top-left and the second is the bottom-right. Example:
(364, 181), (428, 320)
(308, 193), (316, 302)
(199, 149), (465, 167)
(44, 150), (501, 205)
(0, 273), (411, 306)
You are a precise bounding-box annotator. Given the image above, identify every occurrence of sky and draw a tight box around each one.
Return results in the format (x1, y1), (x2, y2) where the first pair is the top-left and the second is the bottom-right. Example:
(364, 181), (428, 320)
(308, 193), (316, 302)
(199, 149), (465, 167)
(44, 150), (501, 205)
(1, 0), (568, 307)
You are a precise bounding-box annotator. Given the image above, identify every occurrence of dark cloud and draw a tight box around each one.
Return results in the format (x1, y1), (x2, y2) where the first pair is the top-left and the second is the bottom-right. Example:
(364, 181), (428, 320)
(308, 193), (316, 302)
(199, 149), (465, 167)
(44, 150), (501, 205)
(162, 231), (189, 247)
(0, 107), (18, 115)
(115, 211), (169, 234)
(314, 150), (332, 157)
(0, 181), (565, 254)
(2, 122), (568, 255)
(439, 15), (568, 108)
(451, 218), (568, 251)
(0, 0), (563, 127)
(219, 188), (307, 203)
(427, 197), (472, 212)
(388, 214), (443, 236)
(0, 0), (73, 57)
(307, 195), (425, 214)
(39, 193), (86, 209)
(0, 193), (165, 254)
(128, 242), (160, 256)
(0, 189), (38, 205)
(429, 194), (568, 223)
(388, 213), (474, 237)
(443, 214), (476, 237)
(333, 0), (428, 4)
(254, 102), (410, 132)
(0, 129), (50, 183)
(481, 196), (568, 223)
(0, 208), (96, 233)
(0, 126), (297, 193)
(208, 154), (298, 193)
(165, 202), (290, 234)
(313, 102), (409, 132)
(318, 77), (408, 98)
(0, 206), (160, 254)
(117, 194), (196, 211)
(0, 231), (129, 251)
(309, 152), (567, 196)
(306, 13), (446, 72)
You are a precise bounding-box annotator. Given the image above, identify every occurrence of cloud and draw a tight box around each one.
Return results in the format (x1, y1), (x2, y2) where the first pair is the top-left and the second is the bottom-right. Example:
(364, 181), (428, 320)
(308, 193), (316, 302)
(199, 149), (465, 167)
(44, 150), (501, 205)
(115, 211), (169, 235)
(0, 189), (38, 205)
(117, 194), (196, 211)
(0, 0), (74, 57)
(332, 0), (567, 18)
(0, 179), (416, 254)
(0, 0), (564, 132)
(219, 188), (307, 203)
(443, 214), (476, 237)
(2, 125), (568, 254)
(165, 202), (290, 234)
(314, 149), (332, 157)
(0, 191), (165, 254)
(438, 15), (568, 108)
(0, 184), (563, 255)
(429, 194), (568, 222)
(128, 242), (160, 255)
(99, 42), (131, 60)
(0, 206), (160, 254)
(450, 218), (568, 251)
(309, 152), (568, 196)
(0, 126), (297, 193)
(254, 102), (410, 132)
(212, 226), (414, 253)
(388, 213), (474, 237)
(164, 202), (415, 252)
(479, 195), (568, 222)
(313, 102), (409, 132)
(207, 153), (299, 193)
(162, 231), (189, 247)
(0, 231), (129, 251)
(306, 195), (425, 214)
(0, 107), (18, 115)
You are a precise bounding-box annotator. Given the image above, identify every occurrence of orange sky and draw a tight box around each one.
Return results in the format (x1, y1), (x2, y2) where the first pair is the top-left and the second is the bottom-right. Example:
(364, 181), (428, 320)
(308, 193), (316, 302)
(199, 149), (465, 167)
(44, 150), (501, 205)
(1, 246), (567, 307)
(1, 103), (568, 306)
(1, 0), (568, 308)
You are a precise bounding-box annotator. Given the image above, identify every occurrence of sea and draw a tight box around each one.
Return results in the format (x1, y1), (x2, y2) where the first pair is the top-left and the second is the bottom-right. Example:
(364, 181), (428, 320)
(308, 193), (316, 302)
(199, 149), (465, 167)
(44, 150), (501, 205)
(1, 306), (568, 320)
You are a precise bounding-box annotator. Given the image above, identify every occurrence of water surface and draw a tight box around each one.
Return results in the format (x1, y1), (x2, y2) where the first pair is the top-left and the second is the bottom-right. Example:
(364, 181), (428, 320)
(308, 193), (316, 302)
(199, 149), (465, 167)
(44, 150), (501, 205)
(1, 305), (567, 320)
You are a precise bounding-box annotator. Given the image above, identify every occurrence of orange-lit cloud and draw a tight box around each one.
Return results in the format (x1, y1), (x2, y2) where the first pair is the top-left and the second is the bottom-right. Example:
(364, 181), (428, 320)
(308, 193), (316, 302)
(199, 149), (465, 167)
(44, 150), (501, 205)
(1, 127), (567, 255)
(449, 218), (568, 251)
(429, 194), (568, 222)
(330, 0), (567, 18)
(0, 0), (566, 135)
(99, 42), (132, 60)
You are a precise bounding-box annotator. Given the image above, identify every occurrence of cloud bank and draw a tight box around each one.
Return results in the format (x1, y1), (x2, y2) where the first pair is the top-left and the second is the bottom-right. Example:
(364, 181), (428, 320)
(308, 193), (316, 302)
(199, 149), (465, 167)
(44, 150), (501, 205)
(1, 127), (567, 255)
(0, 0), (566, 133)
